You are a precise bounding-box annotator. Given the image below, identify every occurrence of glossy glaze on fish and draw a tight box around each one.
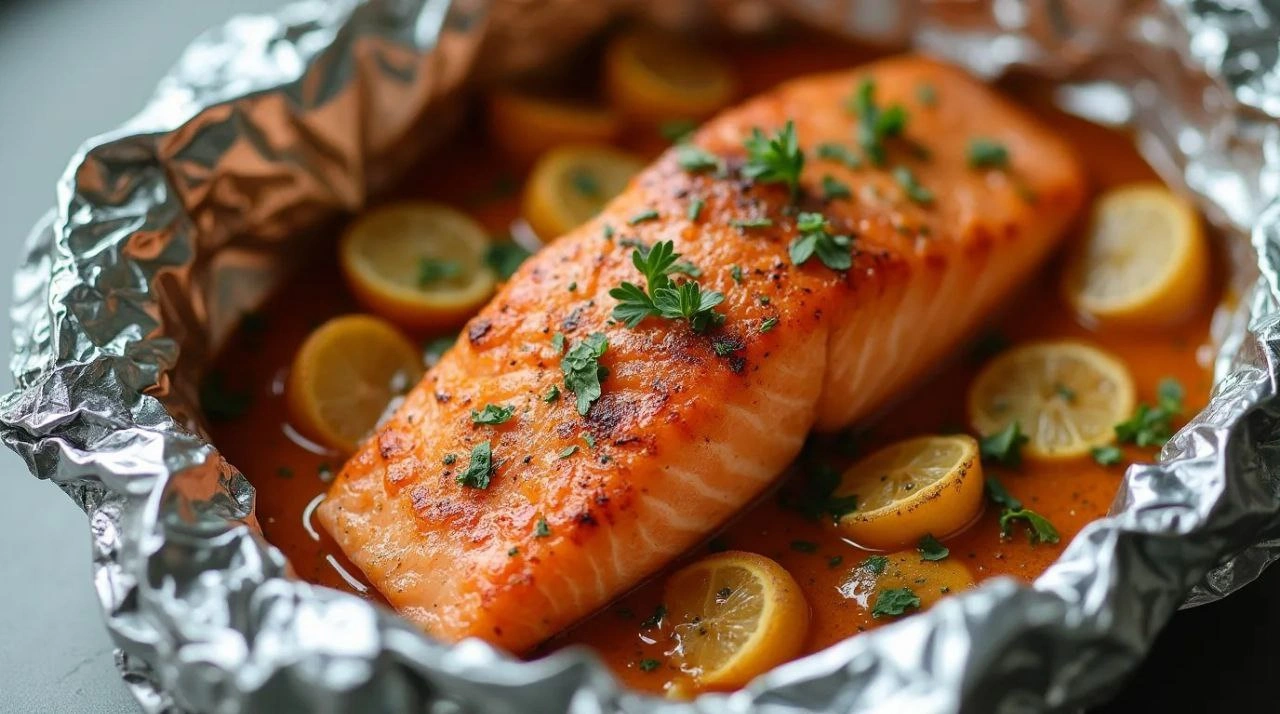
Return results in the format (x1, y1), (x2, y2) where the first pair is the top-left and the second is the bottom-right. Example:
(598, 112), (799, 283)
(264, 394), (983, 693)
(317, 55), (1086, 652)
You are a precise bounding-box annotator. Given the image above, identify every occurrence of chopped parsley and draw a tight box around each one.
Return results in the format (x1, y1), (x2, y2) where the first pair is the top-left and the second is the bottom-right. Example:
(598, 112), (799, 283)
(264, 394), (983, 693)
(675, 144), (723, 174)
(985, 475), (1059, 544)
(561, 332), (609, 415)
(730, 217), (774, 229)
(815, 142), (861, 169)
(638, 658), (661, 672)
(640, 604), (667, 629)
(893, 165), (934, 205)
(417, 257), (461, 287)
(628, 208), (660, 225)
(567, 282), (577, 292)
(821, 175), (852, 201)
(471, 403), (514, 425)
(1115, 378), (1184, 447)
(543, 384), (561, 403)
(742, 120), (805, 199)
(687, 196), (705, 221)
(508, 547), (520, 557)
(581, 432), (596, 449)
(760, 317), (779, 333)
(827, 555), (845, 568)
(790, 540), (819, 553)
(712, 339), (742, 357)
(602, 224), (615, 240)
(609, 241), (724, 333)
(551, 332), (565, 353)
(457, 441), (493, 489)
(871, 587), (921, 618)
(861, 555), (889, 574)
(967, 138), (1010, 169)
(789, 212), (852, 270)
(1054, 383), (1076, 402)
(443, 453), (457, 465)
(730, 265), (744, 284)
(917, 533), (949, 561)
(980, 422), (1028, 468)
(849, 78), (908, 166)
(558, 445), (579, 459)
(1091, 445), (1123, 466)
(534, 517), (551, 537)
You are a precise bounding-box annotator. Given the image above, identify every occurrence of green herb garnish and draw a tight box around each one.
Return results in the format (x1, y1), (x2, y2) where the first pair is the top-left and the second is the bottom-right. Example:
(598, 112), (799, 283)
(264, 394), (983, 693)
(628, 209), (660, 225)
(640, 604), (666, 629)
(871, 587), (921, 618)
(675, 144), (723, 174)
(985, 475), (1059, 544)
(417, 257), (461, 287)
(688, 196), (705, 221)
(730, 265), (744, 284)
(457, 441), (493, 489)
(849, 78), (907, 166)
(638, 658), (661, 672)
(968, 138), (1010, 169)
(1091, 445), (1123, 466)
(561, 332), (609, 415)
(535, 517), (551, 537)
(472, 403), (514, 425)
(788, 212), (852, 270)
(760, 317), (779, 333)
(551, 332), (565, 353)
(730, 217), (774, 229)
(559, 445), (579, 459)
(1115, 378), (1185, 447)
(742, 120), (805, 199)
(609, 240), (724, 333)
(543, 384), (561, 403)
(816, 142), (861, 169)
(569, 169), (601, 198)
(822, 175), (852, 201)
(861, 555), (889, 574)
(980, 422), (1028, 468)
(443, 453), (456, 465)
(485, 241), (532, 280)
(892, 165), (934, 205)
(917, 534), (949, 561)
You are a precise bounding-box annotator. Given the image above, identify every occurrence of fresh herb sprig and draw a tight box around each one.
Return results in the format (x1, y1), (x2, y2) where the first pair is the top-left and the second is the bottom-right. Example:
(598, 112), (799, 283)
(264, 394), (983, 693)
(788, 212), (852, 270)
(742, 120), (805, 200)
(848, 78), (907, 166)
(609, 241), (725, 333)
(561, 332), (609, 415)
(1115, 378), (1184, 447)
(985, 475), (1059, 544)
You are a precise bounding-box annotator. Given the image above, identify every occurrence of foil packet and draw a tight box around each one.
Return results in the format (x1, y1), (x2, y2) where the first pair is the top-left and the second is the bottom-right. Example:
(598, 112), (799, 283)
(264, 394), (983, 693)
(4, 0), (1280, 711)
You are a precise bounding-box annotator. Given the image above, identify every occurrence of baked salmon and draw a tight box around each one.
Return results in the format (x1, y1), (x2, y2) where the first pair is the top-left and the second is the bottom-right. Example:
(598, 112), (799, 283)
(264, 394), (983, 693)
(317, 55), (1086, 652)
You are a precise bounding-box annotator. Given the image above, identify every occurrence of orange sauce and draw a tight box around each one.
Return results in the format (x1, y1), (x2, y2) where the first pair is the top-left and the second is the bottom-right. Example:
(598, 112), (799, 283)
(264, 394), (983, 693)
(206, 34), (1218, 695)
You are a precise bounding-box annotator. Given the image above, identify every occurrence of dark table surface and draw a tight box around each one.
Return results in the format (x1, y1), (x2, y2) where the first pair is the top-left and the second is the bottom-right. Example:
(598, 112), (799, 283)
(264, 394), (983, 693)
(0, 1), (1273, 712)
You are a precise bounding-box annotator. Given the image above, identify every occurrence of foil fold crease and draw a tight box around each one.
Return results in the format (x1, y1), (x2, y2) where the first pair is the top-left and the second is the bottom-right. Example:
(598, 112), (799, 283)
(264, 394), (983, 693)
(4, 0), (1280, 711)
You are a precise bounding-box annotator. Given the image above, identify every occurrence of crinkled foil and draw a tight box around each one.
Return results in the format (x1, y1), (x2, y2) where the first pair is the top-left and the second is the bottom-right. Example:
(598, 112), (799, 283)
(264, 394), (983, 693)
(4, 0), (1280, 711)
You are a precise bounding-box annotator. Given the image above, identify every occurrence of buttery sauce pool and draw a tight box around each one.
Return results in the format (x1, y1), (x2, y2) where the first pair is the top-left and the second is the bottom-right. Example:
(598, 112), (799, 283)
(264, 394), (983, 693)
(206, 34), (1219, 696)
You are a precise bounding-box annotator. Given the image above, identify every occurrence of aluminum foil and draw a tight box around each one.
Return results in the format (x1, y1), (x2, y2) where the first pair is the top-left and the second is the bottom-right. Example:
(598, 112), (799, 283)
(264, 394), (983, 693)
(4, 0), (1280, 712)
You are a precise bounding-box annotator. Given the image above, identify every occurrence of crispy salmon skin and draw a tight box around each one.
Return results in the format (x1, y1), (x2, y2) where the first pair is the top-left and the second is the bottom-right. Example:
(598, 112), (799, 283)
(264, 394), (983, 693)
(318, 55), (1086, 652)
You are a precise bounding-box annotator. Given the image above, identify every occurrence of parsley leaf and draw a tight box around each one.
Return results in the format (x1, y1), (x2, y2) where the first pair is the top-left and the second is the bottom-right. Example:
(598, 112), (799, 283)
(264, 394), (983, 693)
(849, 78), (908, 166)
(917, 534), (949, 561)
(893, 165), (934, 205)
(561, 332), (609, 415)
(816, 142), (861, 169)
(485, 241), (532, 280)
(822, 175), (852, 201)
(788, 212), (852, 271)
(457, 441), (493, 489)
(418, 258), (461, 287)
(999, 508), (1060, 544)
(652, 281), (726, 333)
(569, 169), (601, 198)
(742, 120), (805, 199)
(675, 144), (723, 174)
(871, 587), (921, 618)
(559, 445), (579, 459)
(534, 517), (551, 537)
(968, 138), (1010, 169)
(638, 658), (661, 672)
(1115, 378), (1185, 447)
(730, 265), (744, 283)
(1091, 445), (1123, 466)
(629, 209), (660, 225)
(980, 422), (1028, 468)
(543, 384), (560, 403)
(609, 241), (723, 333)
(687, 196), (705, 221)
(471, 403), (514, 425)
(861, 555), (889, 574)
(730, 217), (774, 229)
(984, 475), (1022, 510)
(760, 316), (779, 333)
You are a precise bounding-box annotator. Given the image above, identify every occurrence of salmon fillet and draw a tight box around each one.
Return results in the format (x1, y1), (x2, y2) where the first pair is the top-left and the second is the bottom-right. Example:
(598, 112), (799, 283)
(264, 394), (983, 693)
(317, 55), (1086, 652)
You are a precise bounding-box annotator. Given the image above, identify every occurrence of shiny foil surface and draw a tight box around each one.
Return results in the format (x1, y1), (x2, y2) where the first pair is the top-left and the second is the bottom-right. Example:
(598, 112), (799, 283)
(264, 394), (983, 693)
(3, 0), (1279, 711)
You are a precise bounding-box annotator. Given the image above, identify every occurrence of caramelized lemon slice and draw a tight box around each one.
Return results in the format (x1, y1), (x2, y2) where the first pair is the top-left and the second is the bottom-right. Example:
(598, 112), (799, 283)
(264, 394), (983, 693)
(487, 89), (620, 163)
(832, 435), (984, 550)
(521, 145), (643, 240)
(286, 315), (423, 453)
(1061, 183), (1209, 328)
(604, 29), (737, 125)
(340, 202), (497, 330)
(968, 341), (1135, 460)
(663, 551), (809, 689)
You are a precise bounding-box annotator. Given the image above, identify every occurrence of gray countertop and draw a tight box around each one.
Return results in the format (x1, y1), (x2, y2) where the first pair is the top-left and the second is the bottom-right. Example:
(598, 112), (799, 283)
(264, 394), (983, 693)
(0, 2), (278, 712)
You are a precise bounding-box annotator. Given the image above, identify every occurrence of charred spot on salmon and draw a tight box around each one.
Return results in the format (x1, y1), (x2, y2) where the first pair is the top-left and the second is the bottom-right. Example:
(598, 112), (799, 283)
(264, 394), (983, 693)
(742, 120), (805, 200)
(562, 306), (584, 332)
(789, 212), (852, 270)
(561, 332), (609, 415)
(457, 441), (493, 489)
(467, 319), (492, 344)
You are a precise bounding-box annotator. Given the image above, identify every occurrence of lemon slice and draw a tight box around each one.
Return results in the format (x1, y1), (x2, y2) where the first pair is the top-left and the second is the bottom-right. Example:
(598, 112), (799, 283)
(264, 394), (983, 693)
(487, 89), (620, 163)
(1061, 183), (1209, 328)
(521, 145), (643, 240)
(832, 435), (984, 550)
(340, 202), (497, 330)
(663, 551), (809, 689)
(604, 29), (737, 124)
(968, 341), (1136, 460)
(286, 315), (423, 453)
